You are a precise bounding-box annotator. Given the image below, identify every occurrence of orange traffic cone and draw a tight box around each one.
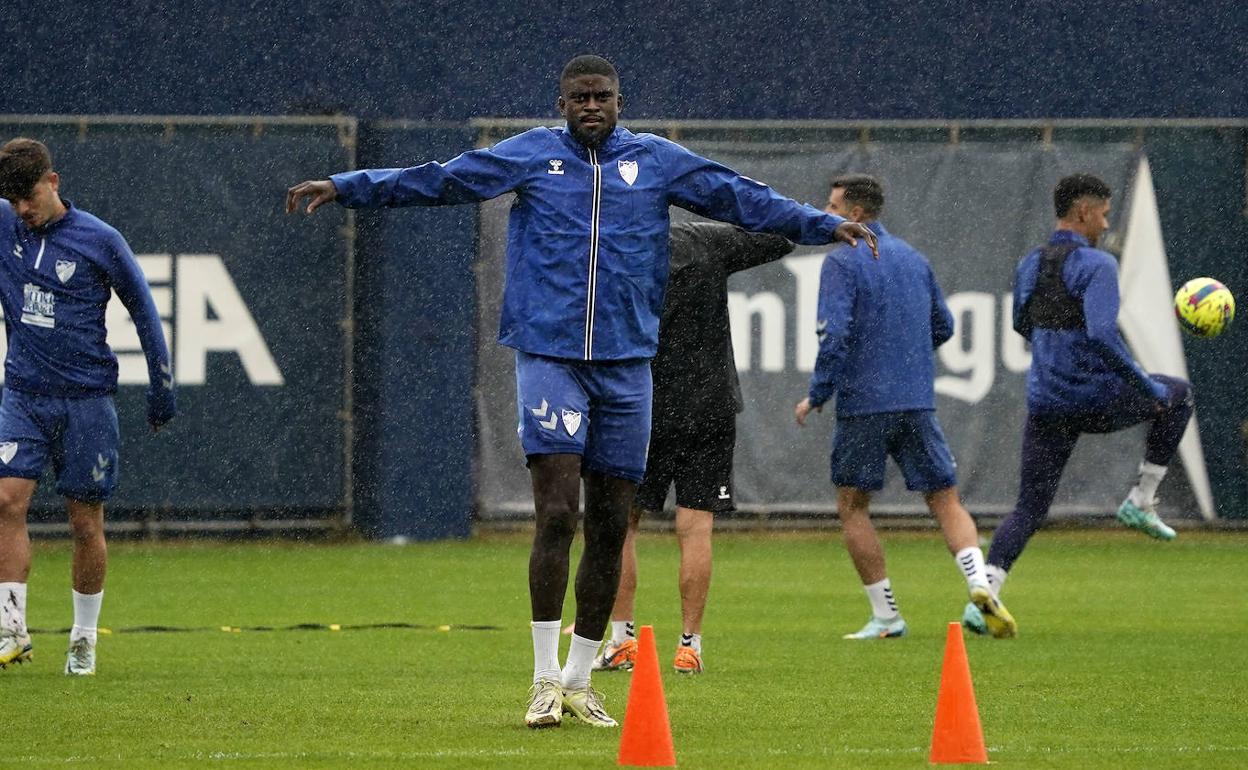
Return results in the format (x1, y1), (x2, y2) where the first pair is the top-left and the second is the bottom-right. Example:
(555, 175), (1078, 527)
(617, 625), (676, 767)
(929, 622), (989, 764)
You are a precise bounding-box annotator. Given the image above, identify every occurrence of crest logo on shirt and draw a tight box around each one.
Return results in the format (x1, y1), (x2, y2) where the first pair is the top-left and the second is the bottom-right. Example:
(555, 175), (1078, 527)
(618, 160), (638, 186)
(547, 159), (565, 175)
(0, 442), (16, 465)
(561, 409), (582, 436)
(718, 486), (730, 500)
(55, 260), (77, 284)
(11, 243), (22, 260)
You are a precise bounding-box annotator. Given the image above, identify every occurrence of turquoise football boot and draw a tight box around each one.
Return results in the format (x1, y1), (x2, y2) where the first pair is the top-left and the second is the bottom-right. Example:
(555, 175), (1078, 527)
(962, 602), (989, 636)
(842, 616), (908, 640)
(1116, 498), (1176, 540)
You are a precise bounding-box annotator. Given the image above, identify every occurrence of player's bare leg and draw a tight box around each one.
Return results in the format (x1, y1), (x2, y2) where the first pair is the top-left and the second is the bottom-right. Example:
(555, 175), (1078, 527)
(529, 454), (582, 623)
(673, 506), (711, 672)
(838, 486), (906, 639)
(926, 487), (977, 556)
(65, 498), (105, 675)
(839, 487), (885, 584)
(926, 487), (1016, 639)
(574, 472), (632, 641)
(559, 470), (630, 727)
(525, 453), (582, 727)
(0, 478), (36, 667)
(68, 499), (106, 595)
(595, 505), (640, 672)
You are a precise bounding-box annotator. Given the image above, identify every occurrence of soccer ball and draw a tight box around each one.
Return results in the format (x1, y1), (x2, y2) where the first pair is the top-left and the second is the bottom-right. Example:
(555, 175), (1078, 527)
(1174, 277), (1235, 338)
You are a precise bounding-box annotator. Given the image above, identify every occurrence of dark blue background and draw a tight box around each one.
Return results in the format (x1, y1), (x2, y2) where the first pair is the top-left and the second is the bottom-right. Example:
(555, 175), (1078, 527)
(5, 1), (1246, 121)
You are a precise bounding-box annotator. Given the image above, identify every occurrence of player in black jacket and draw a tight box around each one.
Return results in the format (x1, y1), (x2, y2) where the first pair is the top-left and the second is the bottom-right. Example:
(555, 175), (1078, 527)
(594, 221), (793, 674)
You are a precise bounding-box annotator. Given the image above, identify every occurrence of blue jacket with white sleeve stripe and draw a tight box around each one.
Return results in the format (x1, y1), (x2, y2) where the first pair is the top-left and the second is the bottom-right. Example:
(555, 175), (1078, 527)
(330, 125), (846, 361)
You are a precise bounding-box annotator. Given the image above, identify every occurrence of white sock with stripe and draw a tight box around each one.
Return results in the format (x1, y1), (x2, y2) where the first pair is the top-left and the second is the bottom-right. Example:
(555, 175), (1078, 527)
(955, 546), (989, 589)
(611, 620), (634, 645)
(864, 578), (900, 620)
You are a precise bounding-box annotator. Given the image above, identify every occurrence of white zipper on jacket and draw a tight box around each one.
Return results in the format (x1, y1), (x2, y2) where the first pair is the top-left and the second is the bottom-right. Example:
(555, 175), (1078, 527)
(33, 237), (46, 270)
(585, 148), (602, 360)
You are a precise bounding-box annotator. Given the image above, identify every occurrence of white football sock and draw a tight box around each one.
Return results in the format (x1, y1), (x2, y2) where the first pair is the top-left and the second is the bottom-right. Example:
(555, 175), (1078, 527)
(955, 546), (989, 589)
(71, 590), (103, 645)
(1128, 462), (1168, 507)
(561, 633), (600, 691)
(986, 564), (1008, 596)
(679, 632), (702, 654)
(611, 620), (635, 644)
(0, 582), (27, 633)
(864, 578), (900, 620)
(531, 620), (561, 684)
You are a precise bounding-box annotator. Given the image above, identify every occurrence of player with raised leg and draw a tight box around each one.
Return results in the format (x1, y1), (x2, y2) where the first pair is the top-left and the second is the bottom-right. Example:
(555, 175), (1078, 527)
(794, 174), (1016, 640)
(0, 138), (176, 675)
(963, 173), (1191, 635)
(287, 56), (876, 728)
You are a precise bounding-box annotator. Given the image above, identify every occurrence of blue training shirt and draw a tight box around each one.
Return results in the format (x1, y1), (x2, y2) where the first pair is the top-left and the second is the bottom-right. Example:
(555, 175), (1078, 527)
(0, 199), (172, 401)
(330, 125), (845, 361)
(1014, 230), (1163, 414)
(808, 221), (953, 417)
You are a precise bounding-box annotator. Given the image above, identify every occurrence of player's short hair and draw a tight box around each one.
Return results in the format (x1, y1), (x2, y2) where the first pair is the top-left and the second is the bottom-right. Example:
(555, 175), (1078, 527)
(830, 173), (884, 217)
(0, 138), (53, 199)
(1054, 173), (1111, 218)
(560, 55), (619, 86)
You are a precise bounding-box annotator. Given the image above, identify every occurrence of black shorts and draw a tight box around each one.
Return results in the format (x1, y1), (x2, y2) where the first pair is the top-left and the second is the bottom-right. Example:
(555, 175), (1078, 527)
(635, 410), (736, 514)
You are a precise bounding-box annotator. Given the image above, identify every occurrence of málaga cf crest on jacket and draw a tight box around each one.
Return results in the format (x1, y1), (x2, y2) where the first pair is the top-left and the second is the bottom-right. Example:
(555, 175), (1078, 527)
(330, 125), (845, 361)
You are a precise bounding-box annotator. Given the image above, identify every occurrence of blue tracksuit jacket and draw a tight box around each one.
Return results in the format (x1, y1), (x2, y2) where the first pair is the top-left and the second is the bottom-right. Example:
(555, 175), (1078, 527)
(0, 199), (172, 404)
(808, 221), (953, 417)
(330, 125), (845, 361)
(1014, 230), (1163, 413)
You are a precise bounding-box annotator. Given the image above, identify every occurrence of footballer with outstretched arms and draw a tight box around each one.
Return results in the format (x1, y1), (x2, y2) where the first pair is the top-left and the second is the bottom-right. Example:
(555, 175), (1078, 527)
(287, 54), (876, 729)
(962, 174), (1192, 636)
(0, 138), (176, 676)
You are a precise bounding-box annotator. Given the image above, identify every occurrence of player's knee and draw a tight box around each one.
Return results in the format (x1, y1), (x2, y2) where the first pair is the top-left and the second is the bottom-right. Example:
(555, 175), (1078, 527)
(69, 515), (104, 542)
(836, 492), (871, 522)
(0, 485), (31, 520)
(534, 511), (578, 547)
(674, 510), (712, 540)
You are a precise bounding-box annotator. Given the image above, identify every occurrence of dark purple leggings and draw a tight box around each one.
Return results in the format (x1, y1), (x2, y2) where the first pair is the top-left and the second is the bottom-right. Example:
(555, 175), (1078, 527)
(987, 375), (1193, 572)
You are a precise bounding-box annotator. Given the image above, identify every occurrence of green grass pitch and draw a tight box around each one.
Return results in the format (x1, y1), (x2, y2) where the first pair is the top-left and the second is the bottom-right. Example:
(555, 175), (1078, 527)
(5, 529), (1247, 768)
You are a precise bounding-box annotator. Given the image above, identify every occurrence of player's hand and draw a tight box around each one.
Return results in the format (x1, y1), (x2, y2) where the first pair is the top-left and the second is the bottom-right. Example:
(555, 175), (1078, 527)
(834, 222), (879, 258)
(146, 385), (177, 433)
(794, 397), (821, 427)
(286, 179), (338, 215)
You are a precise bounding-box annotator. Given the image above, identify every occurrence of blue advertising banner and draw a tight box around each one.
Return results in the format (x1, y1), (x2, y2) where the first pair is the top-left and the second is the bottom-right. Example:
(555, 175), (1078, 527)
(1, 119), (353, 517)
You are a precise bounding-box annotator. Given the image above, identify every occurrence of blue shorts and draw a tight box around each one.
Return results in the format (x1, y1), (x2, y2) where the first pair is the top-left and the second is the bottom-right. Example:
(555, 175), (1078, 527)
(515, 352), (651, 483)
(0, 389), (120, 503)
(830, 410), (957, 493)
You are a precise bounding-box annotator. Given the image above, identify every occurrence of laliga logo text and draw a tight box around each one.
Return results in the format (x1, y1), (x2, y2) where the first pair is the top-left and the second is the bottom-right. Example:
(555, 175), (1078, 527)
(727, 254), (1031, 404)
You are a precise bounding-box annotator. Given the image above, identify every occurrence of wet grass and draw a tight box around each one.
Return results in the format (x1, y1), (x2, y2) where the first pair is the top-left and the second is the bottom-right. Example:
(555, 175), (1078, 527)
(5, 529), (1247, 768)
